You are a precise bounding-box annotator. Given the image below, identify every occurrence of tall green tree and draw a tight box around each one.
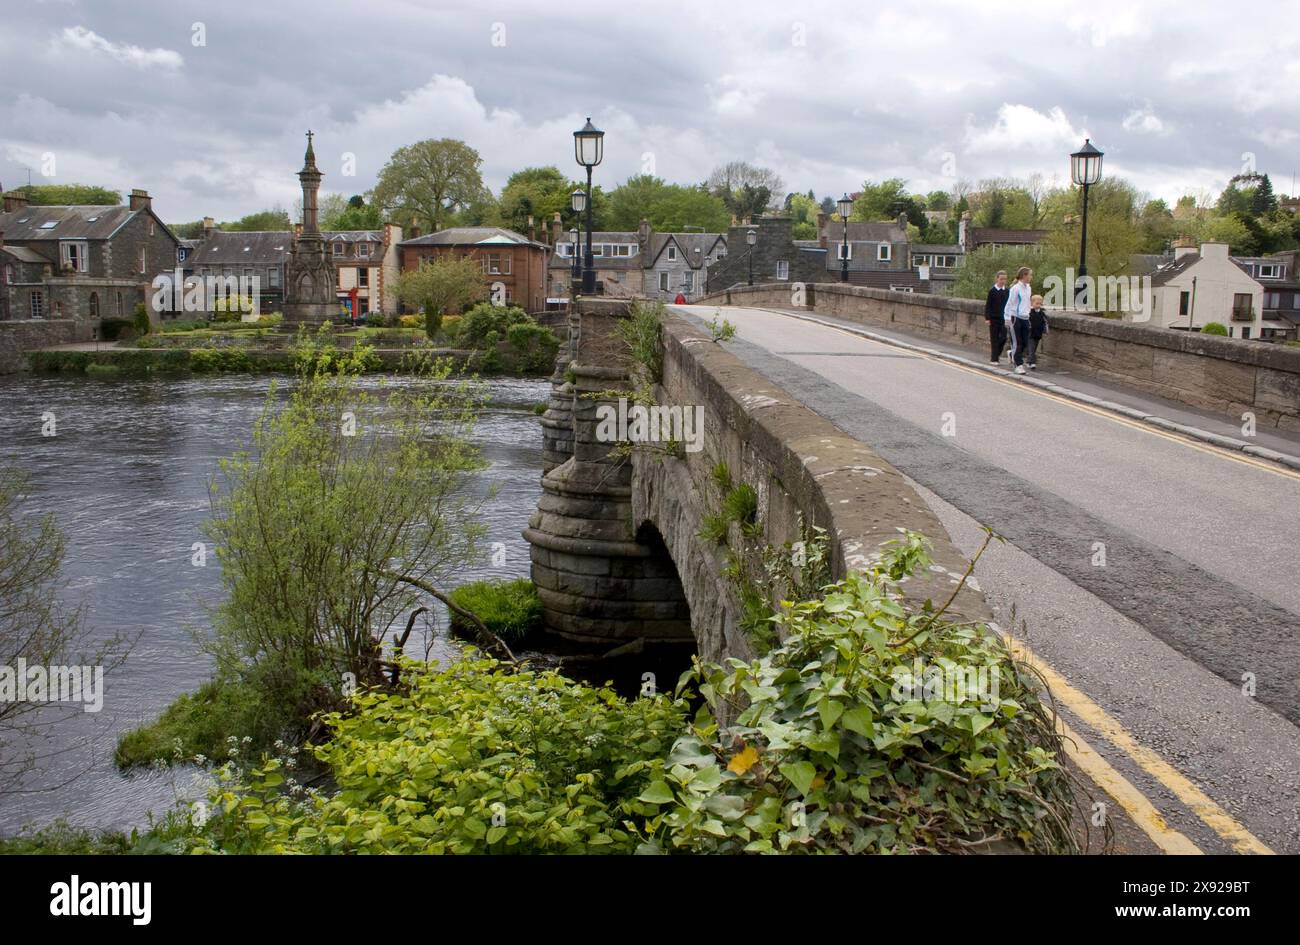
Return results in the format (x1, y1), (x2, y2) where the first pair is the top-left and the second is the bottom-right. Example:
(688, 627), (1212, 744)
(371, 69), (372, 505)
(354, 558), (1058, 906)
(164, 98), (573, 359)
(606, 175), (729, 232)
(372, 138), (489, 232)
(706, 161), (782, 222)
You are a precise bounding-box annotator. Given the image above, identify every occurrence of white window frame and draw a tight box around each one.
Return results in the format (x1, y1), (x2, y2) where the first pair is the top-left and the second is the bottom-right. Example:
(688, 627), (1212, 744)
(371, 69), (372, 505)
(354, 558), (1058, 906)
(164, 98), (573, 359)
(356, 243), (371, 258)
(268, 267), (281, 288)
(838, 243), (853, 261)
(684, 271), (695, 293)
(358, 267), (369, 288)
(1258, 263), (1281, 279)
(138, 247), (147, 274)
(667, 245), (677, 261)
(30, 290), (44, 318)
(877, 244), (892, 262)
(60, 240), (89, 273)
(776, 260), (790, 281)
(609, 244), (633, 257)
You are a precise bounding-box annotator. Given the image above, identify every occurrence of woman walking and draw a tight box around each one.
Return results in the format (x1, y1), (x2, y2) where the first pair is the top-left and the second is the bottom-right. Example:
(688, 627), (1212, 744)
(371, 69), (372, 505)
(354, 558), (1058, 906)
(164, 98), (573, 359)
(1004, 267), (1033, 375)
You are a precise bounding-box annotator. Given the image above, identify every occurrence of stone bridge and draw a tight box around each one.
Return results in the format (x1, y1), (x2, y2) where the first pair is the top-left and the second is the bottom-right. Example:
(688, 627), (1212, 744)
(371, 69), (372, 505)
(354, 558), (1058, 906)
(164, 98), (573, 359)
(523, 296), (987, 664)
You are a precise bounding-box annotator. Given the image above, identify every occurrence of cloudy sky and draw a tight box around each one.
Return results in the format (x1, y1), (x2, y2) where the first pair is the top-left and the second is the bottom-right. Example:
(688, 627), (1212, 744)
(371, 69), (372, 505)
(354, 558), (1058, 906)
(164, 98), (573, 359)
(2, 0), (1297, 222)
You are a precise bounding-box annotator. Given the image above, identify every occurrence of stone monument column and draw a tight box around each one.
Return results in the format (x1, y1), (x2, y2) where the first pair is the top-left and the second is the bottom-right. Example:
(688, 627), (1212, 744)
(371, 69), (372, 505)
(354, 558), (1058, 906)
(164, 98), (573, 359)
(283, 132), (338, 325)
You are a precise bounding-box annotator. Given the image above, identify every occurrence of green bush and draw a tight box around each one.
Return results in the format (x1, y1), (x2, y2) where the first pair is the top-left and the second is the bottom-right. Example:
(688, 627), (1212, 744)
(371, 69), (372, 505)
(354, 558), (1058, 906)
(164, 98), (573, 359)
(505, 322), (560, 374)
(446, 578), (543, 644)
(363, 312), (386, 328)
(423, 304), (443, 339)
(458, 302), (531, 349)
(618, 300), (665, 381)
(1200, 322), (1229, 336)
(187, 656), (688, 854)
(132, 303), (151, 337)
(632, 533), (1079, 854)
(85, 362), (121, 379)
(722, 483), (759, 535)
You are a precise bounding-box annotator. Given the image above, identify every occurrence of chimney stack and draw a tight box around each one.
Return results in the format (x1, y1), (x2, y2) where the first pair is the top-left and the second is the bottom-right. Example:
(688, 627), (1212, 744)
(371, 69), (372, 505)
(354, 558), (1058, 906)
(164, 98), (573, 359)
(129, 189), (152, 212)
(637, 217), (652, 253)
(550, 213), (562, 247)
(2, 191), (28, 214)
(202, 216), (215, 239)
(897, 212), (908, 228)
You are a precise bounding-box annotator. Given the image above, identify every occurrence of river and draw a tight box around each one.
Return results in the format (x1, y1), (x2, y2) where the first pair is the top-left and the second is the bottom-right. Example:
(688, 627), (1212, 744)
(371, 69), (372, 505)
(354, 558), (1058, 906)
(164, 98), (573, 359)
(0, 371), (549, 835)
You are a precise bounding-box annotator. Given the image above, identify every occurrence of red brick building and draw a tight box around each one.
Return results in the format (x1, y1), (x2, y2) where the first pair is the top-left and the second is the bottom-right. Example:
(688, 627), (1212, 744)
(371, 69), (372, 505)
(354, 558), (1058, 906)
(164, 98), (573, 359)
(398, 227), (549, 313)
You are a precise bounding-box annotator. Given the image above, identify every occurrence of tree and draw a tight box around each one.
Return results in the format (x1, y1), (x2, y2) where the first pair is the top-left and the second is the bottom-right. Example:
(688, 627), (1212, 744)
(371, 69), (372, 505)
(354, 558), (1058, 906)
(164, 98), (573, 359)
(951, 245), (1063, 301)
(226, 208), (292, 232)
(372, 139), (488, 232)
(1, 469), (127, 792)
(925, 190), (951, 212)
(1252, 174), (1277, 216)
(495, 166), (572, 234)
(706, 161), (783, 221)
(786, 193), (819, 240)
(393, 255), (487, 328)
(12, 184), (120, 205)
(200, 339), (488, 740)
(607, 175), (729, 232)
(325, 196), (382, 231)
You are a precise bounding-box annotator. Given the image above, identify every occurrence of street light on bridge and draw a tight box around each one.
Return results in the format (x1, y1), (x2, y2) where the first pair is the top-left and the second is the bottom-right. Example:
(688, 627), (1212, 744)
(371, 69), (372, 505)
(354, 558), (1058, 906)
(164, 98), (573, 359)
(1070, 139), (1104, 307)
(573, 118), (604, 295)
(569, 190), (585, 288)
(746, 227), (757, 286)
(837, 194), (853, 283)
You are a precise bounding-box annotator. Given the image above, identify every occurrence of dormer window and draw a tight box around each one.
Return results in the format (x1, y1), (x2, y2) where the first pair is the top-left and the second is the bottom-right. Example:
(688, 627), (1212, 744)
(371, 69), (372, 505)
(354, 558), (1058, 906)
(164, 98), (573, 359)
(357, 243), (371, 257)
(332, 242), (345, 256)
(837, 243), (853, 261)
(39, 221), (58, 230)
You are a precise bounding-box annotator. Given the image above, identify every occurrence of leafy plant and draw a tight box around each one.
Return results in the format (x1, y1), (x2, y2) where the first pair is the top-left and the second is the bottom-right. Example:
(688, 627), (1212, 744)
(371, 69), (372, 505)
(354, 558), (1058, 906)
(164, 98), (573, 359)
(709, 315), (736, 342)
(722, 483), (760, 536)
(132, 303), (152, 337)
(698, 512), (729, 546)
(187, 656), (688, 854)
(617, 300), (665, 381)
(630, 532), (1080, 855)
(1200, 322), (1228, 336)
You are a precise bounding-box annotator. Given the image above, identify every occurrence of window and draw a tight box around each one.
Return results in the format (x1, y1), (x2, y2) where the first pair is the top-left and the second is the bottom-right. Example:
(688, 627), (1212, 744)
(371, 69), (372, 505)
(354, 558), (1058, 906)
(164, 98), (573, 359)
(890, 285), (915, 293)
(357, 243), (371, 258)
(116, 293), (124, 316)
(838, 243), (853, 261)
(877, 244), (891, 262)
(1178, 291), (1190, 316)
(138, 247), (147, 274)
(667, 245), (677, 261)
(776, 260), (789, 280)
(482, 253), (511, 275)
(1232, 293), (1253, 319)
(332, 242), (346, 257)
(684, 271), (695, 293)
(30, 291), (44, 318)
(1258, 264), (1281, 279)
(4, 265), (12, 284)
(177, 247), (189, 263)
(659, 271), (670, 292)
(1242, 326), (1252, 338)
(60, 241), (89, 272)
(1266, 292), (1280, 309)
(38, 221), (58, 230)
(358, 267), (369, 288)
(89, 292), (99, 318)
(149, 219), (156, 236)
(268, 267), (281, 288)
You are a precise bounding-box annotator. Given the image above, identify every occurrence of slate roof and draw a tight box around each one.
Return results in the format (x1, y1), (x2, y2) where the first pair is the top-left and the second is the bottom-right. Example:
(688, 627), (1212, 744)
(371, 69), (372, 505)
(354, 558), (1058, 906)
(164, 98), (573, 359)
(1, 244), (48, 264)
(399, 227), (545, 249)
(836, 221), (907, 243)
(324, 230), (385, 244)
(186, 230), (293, 267)
(1149, 253), (1199, 286)
(0, 204), (140, 241)
(645, 232), (726, 269)
(968, 227), (1048, 246)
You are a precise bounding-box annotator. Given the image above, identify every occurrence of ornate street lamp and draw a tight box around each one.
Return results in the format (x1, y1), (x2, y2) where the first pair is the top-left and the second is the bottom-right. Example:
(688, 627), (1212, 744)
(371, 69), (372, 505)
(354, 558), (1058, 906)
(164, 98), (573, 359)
(569, 190), (585, 286)
(1070, 139), (1104, 305)
(837, 194), (853, 283)
(746, 228), (757, 286)
(573, 118), (604, 295)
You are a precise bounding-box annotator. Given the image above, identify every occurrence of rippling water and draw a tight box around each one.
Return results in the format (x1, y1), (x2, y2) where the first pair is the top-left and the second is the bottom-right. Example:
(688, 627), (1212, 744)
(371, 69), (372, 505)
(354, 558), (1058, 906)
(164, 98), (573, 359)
(0, 371), (548, 834)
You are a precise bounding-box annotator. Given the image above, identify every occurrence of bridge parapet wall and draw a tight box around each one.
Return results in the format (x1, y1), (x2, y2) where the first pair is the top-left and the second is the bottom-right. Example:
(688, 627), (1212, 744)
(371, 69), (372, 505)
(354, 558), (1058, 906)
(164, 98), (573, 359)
(700, 283), (1300, 431)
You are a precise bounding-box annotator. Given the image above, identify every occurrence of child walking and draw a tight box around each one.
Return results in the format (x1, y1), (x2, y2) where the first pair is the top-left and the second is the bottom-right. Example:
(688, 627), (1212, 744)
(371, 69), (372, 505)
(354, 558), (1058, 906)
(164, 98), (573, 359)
(1026, 294), (1049, 370)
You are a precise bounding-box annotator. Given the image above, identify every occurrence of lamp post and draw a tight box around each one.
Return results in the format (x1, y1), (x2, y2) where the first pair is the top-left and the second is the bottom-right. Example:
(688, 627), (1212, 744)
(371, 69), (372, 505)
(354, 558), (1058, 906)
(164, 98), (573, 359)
(573, 118), (604, 295)
(837, 194), (853, 283)
(1070, 139), (1104, 307)
(569, 189), (585, 287)
(746, 228), (757, 286)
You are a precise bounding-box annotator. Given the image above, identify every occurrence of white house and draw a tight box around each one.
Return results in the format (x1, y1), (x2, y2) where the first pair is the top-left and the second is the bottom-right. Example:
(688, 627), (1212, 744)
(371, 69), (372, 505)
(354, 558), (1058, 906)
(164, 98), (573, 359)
(1147, 242), (1265, 339)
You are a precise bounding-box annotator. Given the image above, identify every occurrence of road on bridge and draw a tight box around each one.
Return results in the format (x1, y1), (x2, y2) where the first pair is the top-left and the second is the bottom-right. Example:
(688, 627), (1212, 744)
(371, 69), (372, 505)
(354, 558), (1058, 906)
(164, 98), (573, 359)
(673, 302), (1300, 856)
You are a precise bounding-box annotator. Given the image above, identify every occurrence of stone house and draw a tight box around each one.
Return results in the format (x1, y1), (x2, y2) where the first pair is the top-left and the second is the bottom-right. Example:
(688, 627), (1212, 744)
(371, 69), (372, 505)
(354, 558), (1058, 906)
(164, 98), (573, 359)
(1147, 241), (1264, 338)
(0, 188), (180, 322)
(326, 226), (402, 316)
(399, 226), (549, 312)
(548, 218), (726, 302)
(184, 227), (292, 314)
(705, 216), (826, 294)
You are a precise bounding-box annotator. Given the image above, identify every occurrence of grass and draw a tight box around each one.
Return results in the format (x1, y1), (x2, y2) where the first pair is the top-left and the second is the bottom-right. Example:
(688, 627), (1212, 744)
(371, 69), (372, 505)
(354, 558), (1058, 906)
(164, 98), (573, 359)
(447, 578), (544, 644)
(114, 677), (277, 769)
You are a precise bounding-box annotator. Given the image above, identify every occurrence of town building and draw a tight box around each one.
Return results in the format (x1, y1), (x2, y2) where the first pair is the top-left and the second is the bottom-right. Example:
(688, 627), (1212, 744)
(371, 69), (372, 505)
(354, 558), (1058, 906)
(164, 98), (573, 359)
(546, 217), (726, 302)
(0, 188), (180, 323)
(805, 214), (936, 292)
(400, 226), (550, 312)
(705, 216), (825, 293)
(1236, 250), (1300, 341)
(1147, 241), (1264, 338)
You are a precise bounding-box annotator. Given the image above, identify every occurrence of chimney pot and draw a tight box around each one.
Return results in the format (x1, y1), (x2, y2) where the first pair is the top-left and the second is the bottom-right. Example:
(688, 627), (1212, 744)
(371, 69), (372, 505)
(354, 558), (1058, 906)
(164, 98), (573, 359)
(2, 191), (29, 214)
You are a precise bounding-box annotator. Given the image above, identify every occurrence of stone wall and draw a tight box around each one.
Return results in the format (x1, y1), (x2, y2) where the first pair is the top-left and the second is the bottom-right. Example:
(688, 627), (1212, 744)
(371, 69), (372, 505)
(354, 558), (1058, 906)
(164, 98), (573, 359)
(0, 319), (94, 373)
(701, 282), (1300, 431)
(525, 297), (989, 663)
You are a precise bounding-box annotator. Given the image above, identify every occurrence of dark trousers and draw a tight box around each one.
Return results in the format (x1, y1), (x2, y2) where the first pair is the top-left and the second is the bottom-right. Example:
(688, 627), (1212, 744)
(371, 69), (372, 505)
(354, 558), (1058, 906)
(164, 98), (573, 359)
(1026, 333), (1042, 365)
(987, 318), (1007, 361)
(1011, 318), (1030, 366)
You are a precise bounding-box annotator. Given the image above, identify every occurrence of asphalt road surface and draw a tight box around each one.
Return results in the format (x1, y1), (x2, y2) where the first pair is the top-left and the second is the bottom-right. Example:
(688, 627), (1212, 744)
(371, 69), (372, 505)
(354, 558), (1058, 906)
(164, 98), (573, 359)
(673, 303), (1300, 855)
